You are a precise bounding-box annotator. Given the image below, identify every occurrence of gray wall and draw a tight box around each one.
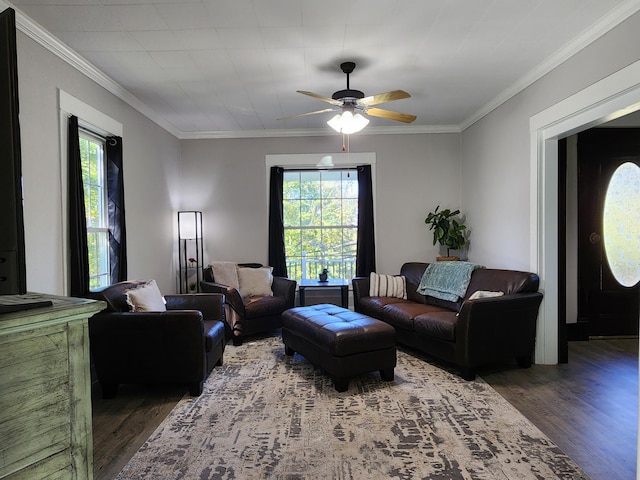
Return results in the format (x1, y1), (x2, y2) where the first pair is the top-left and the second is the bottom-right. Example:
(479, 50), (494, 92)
(460, 11), (640, 271)
(15, 7), (640, 300)
(179, 133), (461, 276)
(17, 31), (181, 295)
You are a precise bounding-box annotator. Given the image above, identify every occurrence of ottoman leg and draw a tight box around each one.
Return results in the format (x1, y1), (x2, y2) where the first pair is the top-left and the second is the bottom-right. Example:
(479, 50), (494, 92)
(380, 368), (394, 381)
(285, 345), (295, 356)
(334, 378), (349, 392)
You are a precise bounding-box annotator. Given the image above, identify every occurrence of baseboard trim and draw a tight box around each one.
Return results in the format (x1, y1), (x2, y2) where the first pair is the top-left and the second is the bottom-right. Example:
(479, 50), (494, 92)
(566, 322), (590, 341)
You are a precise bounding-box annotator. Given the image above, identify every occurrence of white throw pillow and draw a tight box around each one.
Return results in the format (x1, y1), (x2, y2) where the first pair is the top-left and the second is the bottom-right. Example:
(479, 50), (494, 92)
(125, 280), (167, 312)
(468, 290), (504, 300)
(210, 261), (240, 290)
(369, 272), (407, 299)
(237, 266), (274, 298)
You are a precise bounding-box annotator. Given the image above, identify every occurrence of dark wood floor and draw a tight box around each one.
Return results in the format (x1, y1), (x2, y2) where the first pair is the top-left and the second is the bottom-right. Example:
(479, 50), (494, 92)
(92, 338), (638, 480)
(483, 338), (638, 480)
(91, 382), (186, 480)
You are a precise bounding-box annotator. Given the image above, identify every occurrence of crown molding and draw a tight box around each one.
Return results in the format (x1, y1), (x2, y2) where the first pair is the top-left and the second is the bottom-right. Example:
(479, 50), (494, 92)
(2, 0), (460, 140)
(5, 0), (639, 139)
(460, 0), (640, 131)
(4, 1), (181, 137)
(178, 124), (460, 140)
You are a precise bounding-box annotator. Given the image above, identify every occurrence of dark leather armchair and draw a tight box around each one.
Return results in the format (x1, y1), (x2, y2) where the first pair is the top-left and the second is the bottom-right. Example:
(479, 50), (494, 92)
(200, 264), (296, 346)
(88, 280), (226, 398)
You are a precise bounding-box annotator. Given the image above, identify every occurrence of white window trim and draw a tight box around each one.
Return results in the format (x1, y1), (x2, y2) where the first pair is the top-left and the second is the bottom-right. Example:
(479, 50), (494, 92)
(529, 59), (640, 366)
(265, 152), (377, 273)
(58, 89), (123, 295)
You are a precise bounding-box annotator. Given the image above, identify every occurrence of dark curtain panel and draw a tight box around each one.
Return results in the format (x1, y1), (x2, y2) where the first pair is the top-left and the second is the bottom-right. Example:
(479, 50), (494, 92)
(268, 166), (288, 277)
(356, 164), (376, 276)
(68, 115), (90, 296)
(106, 136), (127, 283)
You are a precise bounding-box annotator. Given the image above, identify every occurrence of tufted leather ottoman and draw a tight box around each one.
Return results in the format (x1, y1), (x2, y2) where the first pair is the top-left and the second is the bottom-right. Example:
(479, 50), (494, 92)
(282, 304), (396, 392)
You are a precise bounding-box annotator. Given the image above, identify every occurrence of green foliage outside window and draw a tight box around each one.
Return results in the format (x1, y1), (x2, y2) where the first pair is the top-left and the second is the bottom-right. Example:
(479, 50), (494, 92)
(79, 134), (110, 290)
(283, 169), (358, 282)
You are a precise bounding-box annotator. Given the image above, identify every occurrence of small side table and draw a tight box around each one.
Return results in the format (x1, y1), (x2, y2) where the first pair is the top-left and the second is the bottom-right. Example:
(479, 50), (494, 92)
(298, 278), (350, 308)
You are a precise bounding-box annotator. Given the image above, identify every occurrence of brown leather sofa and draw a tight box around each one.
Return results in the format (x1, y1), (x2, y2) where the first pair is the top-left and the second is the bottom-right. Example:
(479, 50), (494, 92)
(200, 264), (296, 346)
(88, 280), (226, 398)
(352, 262), (543, 380)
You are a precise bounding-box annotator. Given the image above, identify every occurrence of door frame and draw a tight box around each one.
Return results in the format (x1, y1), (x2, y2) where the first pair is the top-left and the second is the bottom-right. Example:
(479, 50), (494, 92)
(530, 59), (640, 366)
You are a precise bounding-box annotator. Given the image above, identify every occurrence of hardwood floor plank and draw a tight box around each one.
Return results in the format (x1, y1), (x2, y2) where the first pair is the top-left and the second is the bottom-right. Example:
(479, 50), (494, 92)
(92, 339), (638, 480)
(483, 338), (638, 480)
(92, 384), (185, 480)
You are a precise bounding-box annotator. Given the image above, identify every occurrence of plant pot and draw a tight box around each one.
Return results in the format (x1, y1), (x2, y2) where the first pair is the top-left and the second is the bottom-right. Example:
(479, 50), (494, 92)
(436, 256), (460, 262)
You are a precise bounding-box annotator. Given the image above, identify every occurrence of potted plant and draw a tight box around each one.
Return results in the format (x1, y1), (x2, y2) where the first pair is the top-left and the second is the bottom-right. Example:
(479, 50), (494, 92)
(424, 205), (468, 261)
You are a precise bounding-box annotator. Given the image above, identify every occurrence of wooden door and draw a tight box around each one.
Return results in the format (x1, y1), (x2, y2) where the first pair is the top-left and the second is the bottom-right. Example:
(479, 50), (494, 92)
(577, 128), (640, 337)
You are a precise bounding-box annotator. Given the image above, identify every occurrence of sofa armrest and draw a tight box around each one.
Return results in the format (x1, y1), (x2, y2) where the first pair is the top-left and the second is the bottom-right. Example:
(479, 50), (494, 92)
(455, 292), (543, 366)
(272, 277), (297, 308)
(351, 277), (370, 312)
(90, 310), (206, 342)
(200, 281), (246, 317)
(164, 293), (225, 322)
(88, 310), (207, 380)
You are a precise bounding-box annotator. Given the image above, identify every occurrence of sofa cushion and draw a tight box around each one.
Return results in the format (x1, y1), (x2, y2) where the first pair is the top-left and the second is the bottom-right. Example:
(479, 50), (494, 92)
(462, 269), (539, 302)
(238, 266), (273, 298)
(381, 302), (444, 331)
(243, 294), (287, 319)
(414, 311), (458, 342)
(210, 261), (240, 290)
(357, 296), (406, 319)
(424, 295), (462, 312)
(468, 290), (504, 300)
(399, 262), (430, 304)
(369, 272), (407, 299)
(89, 280), (146, 312)
(125, 280), (166, 312)
(417, 261), (484, 302)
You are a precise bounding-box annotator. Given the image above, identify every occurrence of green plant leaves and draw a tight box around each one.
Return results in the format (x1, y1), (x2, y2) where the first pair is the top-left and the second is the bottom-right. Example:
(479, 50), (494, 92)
(424, 205), (468, 254)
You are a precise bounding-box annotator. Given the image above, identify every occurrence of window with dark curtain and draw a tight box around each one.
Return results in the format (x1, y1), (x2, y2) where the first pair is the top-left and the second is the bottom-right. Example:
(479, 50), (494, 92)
(68, 115), (90, 296)
(68, 116), (128, 295)
(269, 163), (376, 280)
(356, 164), (376, 276)
(106, 136), (127, 283)
(268, 166), (287, 277)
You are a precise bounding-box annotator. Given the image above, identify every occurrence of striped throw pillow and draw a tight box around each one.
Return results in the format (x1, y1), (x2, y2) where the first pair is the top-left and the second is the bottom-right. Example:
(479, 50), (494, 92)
(369, 272), (407, 299)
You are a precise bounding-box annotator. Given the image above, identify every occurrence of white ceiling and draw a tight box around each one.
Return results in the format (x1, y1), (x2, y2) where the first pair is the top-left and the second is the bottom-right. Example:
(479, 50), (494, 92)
(7, 0), (640, 138)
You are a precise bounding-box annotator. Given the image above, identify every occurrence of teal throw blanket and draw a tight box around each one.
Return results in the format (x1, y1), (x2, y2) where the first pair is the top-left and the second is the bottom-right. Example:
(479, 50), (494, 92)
(417, 261), (484, 302)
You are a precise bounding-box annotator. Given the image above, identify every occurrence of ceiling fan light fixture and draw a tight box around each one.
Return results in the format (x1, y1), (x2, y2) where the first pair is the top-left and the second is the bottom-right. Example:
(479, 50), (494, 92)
(327, 110), (369, 134)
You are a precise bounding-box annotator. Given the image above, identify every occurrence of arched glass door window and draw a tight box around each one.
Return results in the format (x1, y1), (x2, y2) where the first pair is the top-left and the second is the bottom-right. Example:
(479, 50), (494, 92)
(603, 161), (640, 287)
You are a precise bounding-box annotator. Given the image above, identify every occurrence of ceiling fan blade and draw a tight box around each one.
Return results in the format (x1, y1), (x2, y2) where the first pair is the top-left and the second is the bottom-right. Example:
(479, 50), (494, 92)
(277, 108), (336, 121)
(359, 90), (411, 106)
(297, 90), (343, 106)
(366, 107), (417, 123)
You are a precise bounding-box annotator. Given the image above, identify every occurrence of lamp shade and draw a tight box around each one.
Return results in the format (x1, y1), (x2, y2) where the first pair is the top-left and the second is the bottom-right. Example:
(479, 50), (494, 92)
(178, 211), (202, 239)
(327, 111), (369, 134)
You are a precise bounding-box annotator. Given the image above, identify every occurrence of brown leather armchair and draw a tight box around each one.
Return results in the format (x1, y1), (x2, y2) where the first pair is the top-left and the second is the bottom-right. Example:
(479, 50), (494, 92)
(200, 264), (296, 346)
(88, 280), (226, 398)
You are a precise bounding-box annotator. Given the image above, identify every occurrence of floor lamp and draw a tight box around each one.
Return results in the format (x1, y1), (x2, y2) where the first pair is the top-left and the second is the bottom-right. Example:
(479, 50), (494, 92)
(178, 211), (203, 293)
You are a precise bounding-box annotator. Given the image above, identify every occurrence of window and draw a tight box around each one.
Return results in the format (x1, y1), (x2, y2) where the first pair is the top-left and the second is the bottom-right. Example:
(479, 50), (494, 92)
(603, 161), (640, 287)
(283, 169), (358, 282)
(79, 129), (110, 290)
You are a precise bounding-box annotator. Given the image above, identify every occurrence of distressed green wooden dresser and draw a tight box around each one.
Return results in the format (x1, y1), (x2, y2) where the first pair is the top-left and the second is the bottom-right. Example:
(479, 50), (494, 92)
(0, 294), (105, 479)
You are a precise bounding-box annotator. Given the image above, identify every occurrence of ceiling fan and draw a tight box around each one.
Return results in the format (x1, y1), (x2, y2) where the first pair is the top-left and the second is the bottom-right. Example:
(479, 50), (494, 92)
(278, 61), (417, 133)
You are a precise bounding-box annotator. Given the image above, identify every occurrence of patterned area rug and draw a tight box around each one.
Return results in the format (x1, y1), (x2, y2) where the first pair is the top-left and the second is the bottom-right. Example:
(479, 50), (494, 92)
(117, 334), (590, 480)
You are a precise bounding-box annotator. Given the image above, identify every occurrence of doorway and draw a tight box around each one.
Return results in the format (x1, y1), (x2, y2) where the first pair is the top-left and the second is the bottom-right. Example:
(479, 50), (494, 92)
(530, 58), (640, 480)
(576, 128), (640, 337)
(530, 58), (640, 366)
